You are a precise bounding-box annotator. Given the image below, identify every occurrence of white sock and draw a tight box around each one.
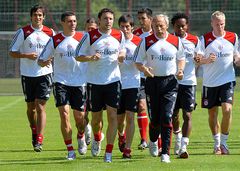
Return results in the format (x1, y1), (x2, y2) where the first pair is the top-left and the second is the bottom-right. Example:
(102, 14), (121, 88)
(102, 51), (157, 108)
(213, 133), (220, 148)
(220, 133), (228, 145)
(181, 137), (189, 150)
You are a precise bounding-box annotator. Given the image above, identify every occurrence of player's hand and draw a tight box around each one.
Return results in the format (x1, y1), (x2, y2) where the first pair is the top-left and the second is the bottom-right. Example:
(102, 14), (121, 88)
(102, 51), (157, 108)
(91, 53), (101, 61)
(144, 67), (154, 78)
(118, 50), (126, 63)
(234, 55), (240, 67)
(176, 69), (184, 80)
(207, 53), (217, 63)
(26, 53), (38, 60)
(194, 53), (202, 63)
(38, 58), (52, 67)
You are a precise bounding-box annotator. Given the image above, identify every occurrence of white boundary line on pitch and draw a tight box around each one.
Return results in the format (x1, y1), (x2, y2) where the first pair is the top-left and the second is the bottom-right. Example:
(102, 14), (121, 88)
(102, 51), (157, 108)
(0, 97), (23, 111)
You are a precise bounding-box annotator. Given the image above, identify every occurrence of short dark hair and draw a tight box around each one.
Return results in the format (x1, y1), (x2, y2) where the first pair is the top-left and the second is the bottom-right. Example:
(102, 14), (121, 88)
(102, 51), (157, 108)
(85, 17), (97, 24)
(137, 8), (153, 18)
(118, 14), (134, 27)
(61, 11), (76, 22)
(98, 8), (114, 19)
(30, 4), (45, 17)
(171, 12), (189, 26)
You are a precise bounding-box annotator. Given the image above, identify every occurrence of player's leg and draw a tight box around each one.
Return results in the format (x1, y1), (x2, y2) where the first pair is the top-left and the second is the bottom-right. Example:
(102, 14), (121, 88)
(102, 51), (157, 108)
(202, 86), (221, 154)
(122, 88), (138, 158)
(104, 81), (121, 163)
(137, 78), (149, 149)
(21, 76), (38, 149)
(172, 102), (182, 155)
(34, 74), (52, 152)
(71, 86), (87, 155)
(219, 81), (235, 154)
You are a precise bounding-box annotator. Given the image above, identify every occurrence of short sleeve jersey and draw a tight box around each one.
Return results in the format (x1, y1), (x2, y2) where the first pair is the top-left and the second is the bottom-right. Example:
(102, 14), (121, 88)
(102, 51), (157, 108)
(178, 33), (203, 85)
(9, 24), (54, 77)
(134, 33), (185, 76)
(39, 32), (86, 86)
(200, 31), (239, 87)
(75, 28), (125, 85)
(120, 35), (141, 89)
(133, 28), (153, 78)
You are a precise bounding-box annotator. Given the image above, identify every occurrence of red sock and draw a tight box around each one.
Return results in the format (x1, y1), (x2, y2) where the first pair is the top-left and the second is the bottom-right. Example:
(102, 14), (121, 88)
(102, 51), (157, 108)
(30, 125), (37, 134)
(137, 112), (148, 141)
(94, 131), (102, 141)
(77, 131), (84, 139)
(158, 136), (162, 149)
(64, 139), (74, 151)
(37, 134), (43, 144)
(105, 144), (113, 153)
(118, 131), (126, 140)
(123, 148), (131, 155)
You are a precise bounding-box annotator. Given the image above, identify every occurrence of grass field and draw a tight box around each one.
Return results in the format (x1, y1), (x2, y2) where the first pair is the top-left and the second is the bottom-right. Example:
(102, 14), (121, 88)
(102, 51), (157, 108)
(0, 79), (240, 171)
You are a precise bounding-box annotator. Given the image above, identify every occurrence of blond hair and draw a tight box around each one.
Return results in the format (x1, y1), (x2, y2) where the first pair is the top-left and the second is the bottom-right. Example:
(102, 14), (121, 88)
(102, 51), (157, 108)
(211, 11), (225, 20)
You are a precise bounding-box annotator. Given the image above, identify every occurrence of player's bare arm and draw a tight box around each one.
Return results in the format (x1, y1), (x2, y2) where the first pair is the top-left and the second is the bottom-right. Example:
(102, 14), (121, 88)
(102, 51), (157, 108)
(194, 52), (203, 64)
(9, 51), (38, 60)
(135, 63), (154, 78)
(75, 53), (101, 62)
(176, 59), (185, 80)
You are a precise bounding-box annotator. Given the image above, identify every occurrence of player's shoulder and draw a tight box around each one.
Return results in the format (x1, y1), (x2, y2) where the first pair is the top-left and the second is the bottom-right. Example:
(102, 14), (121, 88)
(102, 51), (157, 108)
(166, 33), (179, 49)
(133, 28), (143, 36)
(73, 31), (84, 42)
(145, 34), (158, 50)
(185, 33), (198, 46)
(224, 31), (237, 45)
(131, 35), (142, 46)
(42, 25), (54, 37)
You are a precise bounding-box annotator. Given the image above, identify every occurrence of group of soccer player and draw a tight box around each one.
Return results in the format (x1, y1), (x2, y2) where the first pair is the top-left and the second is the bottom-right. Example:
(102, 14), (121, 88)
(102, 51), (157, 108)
(9, 4), (240, 163)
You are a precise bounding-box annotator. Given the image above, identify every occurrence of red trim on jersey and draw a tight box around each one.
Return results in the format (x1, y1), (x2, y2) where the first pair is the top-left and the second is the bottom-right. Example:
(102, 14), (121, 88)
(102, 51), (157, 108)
(185, 33), (198, 47)
(145, 34), (158, 51)
(203, 32), (216, 48)
(166, 34), (179, 50)
(42, 26), (54, 37)
(73, 32), (84, 42)
(110, 29), (122, 43)
(89, 29), (102, 45)
(131, 35), (142, 46)
(52, 33), (65, 49)
(22, 25), (34, 40)
(133, 28), (143, 36)
(224, 31), (236, 45)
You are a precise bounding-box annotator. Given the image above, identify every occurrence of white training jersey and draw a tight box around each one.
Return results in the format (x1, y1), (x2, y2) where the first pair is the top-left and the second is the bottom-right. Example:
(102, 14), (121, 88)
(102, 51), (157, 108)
(9, 24), (54, 77)
(200, 31), (239, 87)
(119, 34), (141, 89)
(178, 33), (203, 85)
(75, 28), (125, 85)
(39, 32), (86, 86)
(134, 33), (185, 76)
(133, 28), (153, 78)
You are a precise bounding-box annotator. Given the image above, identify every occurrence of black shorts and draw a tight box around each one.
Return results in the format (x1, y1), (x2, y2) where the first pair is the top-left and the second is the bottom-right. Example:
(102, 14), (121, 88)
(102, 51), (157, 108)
(139, 78), (146, 99)
(53, 82), (86, 111)
(117, 88), (139, 114)
(21, 74), (52, 102)
(202, 81), (235, 109)
(87, 81), (121, 112)
(174, 84), (196, 112)
(145, 75), (178, 126)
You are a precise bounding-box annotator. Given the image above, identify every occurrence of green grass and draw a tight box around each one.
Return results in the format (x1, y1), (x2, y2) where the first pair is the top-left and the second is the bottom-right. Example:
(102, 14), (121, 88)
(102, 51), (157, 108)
(0, 79), (240, 170)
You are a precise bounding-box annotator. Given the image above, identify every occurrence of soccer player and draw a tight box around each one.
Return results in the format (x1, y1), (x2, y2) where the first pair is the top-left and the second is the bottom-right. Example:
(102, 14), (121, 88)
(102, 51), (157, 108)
(133, 7), (153, 150)
(171, 12), (203, 158)
(75, 8), (126, 163)
(117, 14), (141, 158)
(9, 4), (54, 152)
(38, 11), (87, 160)
(200, 11), (240, 155)
(83, 17), (98, 146)
(134, 14), (185, 163)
